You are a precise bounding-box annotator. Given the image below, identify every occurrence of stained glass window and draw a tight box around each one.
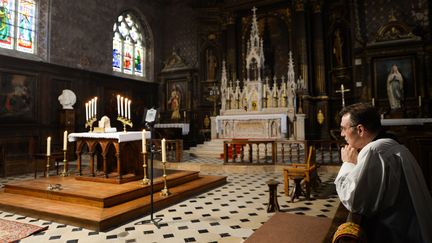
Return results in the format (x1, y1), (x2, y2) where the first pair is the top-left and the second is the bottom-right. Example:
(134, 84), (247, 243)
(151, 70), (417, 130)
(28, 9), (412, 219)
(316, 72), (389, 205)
(112, 12), (145, 77)
(0, 0), (36, 53)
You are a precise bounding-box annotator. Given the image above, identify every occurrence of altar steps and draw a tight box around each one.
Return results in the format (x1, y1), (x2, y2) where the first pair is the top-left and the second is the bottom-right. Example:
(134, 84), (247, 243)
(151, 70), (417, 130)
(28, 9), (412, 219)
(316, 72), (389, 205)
(185, 139), (305, 162)
(0, 171), (226, 231)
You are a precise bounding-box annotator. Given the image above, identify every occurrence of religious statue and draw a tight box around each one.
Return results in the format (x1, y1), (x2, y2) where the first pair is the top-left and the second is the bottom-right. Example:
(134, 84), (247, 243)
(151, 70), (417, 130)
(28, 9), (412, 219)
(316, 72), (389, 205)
(58, 89), (76, 110)
(333, 29), (344, 67)
(386, 64), (404, 110)
(168, 84), (181, 120)
(206, 49), (217, 81)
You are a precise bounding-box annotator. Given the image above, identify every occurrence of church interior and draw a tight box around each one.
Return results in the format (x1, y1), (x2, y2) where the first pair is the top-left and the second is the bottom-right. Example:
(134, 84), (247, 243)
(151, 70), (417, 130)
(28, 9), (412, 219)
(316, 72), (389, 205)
(0, 0), (431, 242)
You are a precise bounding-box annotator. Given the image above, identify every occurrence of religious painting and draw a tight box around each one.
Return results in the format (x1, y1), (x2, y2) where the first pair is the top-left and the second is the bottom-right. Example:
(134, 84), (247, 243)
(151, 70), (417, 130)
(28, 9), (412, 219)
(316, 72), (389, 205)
(0, 72), (36, 121)
(166, 79), (187, 120)
(373, 56), (416, 107)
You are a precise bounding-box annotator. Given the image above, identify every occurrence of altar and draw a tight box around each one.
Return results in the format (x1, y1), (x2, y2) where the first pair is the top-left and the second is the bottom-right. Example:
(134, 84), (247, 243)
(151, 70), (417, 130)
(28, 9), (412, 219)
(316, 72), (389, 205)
(212, 8), (305, 140)
(68, 131), (151, 183)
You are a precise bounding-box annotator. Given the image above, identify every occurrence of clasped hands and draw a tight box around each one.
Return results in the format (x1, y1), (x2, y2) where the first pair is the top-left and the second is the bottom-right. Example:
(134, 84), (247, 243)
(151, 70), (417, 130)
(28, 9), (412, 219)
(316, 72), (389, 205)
(341, 144), (358, 164)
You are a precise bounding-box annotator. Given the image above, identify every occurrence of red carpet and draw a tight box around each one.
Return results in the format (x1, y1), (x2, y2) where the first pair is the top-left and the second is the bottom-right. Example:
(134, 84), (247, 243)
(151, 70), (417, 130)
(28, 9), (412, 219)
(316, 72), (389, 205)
(0, 218), (47, 243)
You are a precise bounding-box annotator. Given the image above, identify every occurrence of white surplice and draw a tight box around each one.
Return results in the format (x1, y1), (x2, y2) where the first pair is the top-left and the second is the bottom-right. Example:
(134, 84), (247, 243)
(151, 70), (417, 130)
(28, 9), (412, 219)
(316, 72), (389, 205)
(335, 138), (432, 243)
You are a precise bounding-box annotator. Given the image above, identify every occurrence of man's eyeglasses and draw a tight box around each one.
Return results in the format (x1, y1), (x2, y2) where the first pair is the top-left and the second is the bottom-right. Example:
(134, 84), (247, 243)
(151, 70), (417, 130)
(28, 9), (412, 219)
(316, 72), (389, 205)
(340, 125), (358, 132)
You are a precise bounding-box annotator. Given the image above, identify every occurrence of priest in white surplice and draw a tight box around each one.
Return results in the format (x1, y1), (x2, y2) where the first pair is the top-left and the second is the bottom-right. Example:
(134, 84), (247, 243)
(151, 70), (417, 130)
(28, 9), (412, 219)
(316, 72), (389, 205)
(334, 103), (432, 243)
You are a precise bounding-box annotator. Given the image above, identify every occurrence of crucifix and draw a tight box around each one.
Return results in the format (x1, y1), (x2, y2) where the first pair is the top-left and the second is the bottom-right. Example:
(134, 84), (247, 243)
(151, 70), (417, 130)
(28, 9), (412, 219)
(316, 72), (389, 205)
(336, 84), (350, 107)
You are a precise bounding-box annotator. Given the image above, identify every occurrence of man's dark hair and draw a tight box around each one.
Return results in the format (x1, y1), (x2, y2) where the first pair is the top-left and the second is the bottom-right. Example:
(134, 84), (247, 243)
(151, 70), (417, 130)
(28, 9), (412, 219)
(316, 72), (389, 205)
(339, 103), (381, 133)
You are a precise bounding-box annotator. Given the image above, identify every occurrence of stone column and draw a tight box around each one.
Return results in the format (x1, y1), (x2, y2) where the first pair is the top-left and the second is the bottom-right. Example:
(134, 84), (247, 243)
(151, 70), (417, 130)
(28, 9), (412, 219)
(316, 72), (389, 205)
(294, 0), (309, 93)
(312, 1), (330, 139)
(225, 12), (237, 80)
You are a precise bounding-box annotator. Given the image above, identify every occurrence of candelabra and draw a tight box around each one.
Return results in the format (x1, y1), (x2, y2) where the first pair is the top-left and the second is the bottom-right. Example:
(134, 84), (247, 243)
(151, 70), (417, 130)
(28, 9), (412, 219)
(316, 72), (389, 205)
(117, 115), (133, 132)
(85, 117), (97, 132)
(46, 155), (51, 178)
(60, 149), (69, 176)
(142, 152), (149, 185)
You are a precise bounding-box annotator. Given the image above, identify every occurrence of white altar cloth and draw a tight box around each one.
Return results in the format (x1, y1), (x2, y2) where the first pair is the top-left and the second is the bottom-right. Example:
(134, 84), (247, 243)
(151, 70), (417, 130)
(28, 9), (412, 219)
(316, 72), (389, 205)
(215, 114), (287, 134)
(381, 118), (432, 126)
(68, 131), (151, 143)
(154, 123), (190, 135)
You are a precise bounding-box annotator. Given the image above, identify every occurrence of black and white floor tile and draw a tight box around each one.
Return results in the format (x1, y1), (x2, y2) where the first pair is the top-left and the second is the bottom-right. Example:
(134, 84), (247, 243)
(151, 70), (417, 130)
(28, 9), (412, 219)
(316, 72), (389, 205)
(0, 169), (339, 243)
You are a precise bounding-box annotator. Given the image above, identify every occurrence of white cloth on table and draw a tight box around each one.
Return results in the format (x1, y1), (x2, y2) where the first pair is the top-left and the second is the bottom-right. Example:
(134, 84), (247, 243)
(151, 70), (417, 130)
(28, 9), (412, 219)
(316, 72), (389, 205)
(154, 123), (190, 135)
(68, 131), (150, 143)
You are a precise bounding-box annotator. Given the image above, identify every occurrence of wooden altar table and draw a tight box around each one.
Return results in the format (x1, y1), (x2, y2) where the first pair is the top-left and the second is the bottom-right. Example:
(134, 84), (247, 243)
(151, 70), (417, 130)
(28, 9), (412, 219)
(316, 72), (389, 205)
(68, 131), (150, 183)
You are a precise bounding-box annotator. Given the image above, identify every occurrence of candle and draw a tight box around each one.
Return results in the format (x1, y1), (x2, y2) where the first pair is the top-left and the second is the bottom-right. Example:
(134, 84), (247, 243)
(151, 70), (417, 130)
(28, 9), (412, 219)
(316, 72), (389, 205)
(85, 102), (89, 120)
(128, 100), (131, 119)
(90, 99), (93, 118)
(63, 131), (68, 150)
(47, 136), (51, 156)
(419, 95), (422, 107)
(372, 98), (375, 107)
(117, 95), (120, 115)
(124, 98), (128, 118)
(161, 138), (166, 162)
(142, 129), (146, 153)
(120, 96), (124, 117)
(263, 84), (267, 98)
(94, 97), (98, 117)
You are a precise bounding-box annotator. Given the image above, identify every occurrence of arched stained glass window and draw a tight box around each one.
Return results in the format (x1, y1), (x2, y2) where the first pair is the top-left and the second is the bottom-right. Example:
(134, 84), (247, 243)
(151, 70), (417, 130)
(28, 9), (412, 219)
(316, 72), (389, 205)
(113, 12), (145, 77)
(0, 0), (36, 54)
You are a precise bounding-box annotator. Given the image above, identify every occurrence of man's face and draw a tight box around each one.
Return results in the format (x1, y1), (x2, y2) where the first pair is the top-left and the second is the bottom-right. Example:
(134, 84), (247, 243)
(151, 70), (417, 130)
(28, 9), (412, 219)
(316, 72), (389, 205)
(340, 114), (362, 149)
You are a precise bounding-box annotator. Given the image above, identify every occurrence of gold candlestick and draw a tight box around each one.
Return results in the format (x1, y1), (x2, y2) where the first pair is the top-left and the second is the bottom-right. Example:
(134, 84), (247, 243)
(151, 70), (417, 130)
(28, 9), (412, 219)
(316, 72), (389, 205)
(117, 116), (133, 132)
(60, 149), (69, 177)
(160, 159), (170, 197)
(46, 155), (51, 178)
(85, 117), (97, 132)
(142, 152), (149, 185)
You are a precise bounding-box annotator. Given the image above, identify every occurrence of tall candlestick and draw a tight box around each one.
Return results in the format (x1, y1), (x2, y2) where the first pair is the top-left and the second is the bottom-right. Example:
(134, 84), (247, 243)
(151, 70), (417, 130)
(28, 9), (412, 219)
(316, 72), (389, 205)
(128, 100), (131, 119)
(161, 138), (166, 162)
(47, 136), (51, 156)
(372, 98), (375, 107)
(120, 96), (124, 117)
(117, 95), (120, 115)
(63, 131), (68, 150)
(85, 102), (89, 120)
(419, 95), (422, 107)
(142, 129), (146, 153)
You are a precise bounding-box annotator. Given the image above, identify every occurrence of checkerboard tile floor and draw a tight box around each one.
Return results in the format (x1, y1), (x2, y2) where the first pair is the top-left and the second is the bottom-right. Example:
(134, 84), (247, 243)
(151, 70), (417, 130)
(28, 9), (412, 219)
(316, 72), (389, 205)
(0, 169), (339, 243)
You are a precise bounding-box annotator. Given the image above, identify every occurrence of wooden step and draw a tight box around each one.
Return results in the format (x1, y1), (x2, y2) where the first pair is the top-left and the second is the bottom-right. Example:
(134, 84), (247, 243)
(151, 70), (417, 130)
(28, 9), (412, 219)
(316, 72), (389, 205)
(0, 174), (226, 231)
(4, 170), (200, 208)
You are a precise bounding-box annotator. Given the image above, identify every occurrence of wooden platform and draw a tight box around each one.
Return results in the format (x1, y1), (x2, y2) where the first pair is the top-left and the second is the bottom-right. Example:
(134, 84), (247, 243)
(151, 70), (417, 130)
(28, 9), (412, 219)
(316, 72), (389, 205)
(245, 212), (333, 243)
(0, 170), (226, 231)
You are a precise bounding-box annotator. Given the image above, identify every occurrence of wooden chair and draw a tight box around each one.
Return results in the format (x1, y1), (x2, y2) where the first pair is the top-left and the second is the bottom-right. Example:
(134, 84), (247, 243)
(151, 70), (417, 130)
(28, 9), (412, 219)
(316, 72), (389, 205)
(283, 145), (320, 201)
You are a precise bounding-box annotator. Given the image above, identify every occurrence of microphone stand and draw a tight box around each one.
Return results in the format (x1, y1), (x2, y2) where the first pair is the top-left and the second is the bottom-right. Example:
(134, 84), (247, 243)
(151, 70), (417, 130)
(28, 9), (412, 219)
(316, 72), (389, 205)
(135, 122), (161, 228)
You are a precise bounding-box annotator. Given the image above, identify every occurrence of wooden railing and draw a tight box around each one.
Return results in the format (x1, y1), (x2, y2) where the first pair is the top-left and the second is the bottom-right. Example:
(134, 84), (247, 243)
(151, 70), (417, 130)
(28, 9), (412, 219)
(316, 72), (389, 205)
(223, 139), (276, 164)
(222, 139), (343, 166)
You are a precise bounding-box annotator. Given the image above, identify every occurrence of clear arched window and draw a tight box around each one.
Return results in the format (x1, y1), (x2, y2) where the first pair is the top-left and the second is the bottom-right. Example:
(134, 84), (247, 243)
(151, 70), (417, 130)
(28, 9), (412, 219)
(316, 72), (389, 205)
(0, 0), (37, 54)
(112, 12), (145, 77)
